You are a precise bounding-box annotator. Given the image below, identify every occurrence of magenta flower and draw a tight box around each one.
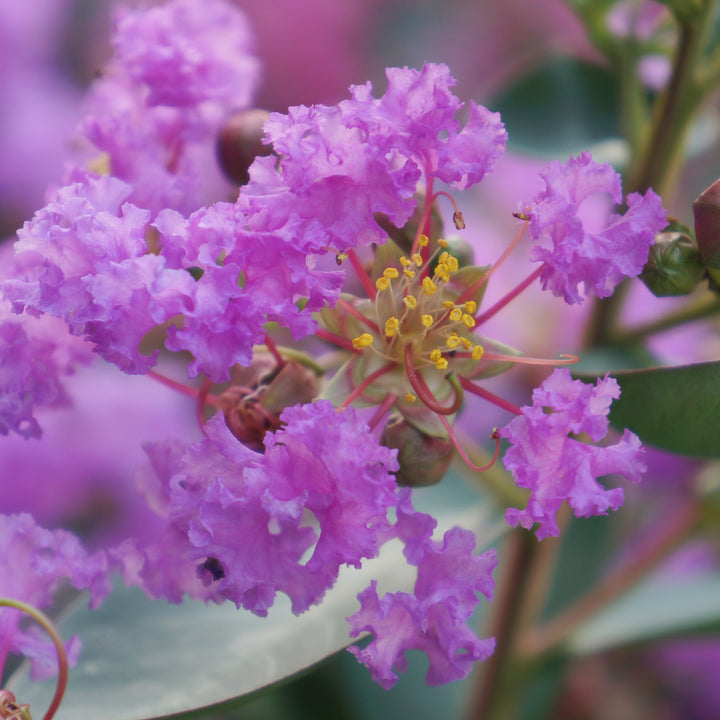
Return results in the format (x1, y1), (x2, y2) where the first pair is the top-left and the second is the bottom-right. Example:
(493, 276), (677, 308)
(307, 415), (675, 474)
(347, 490), (496, 689)
(0, 514), (110, 680)
(498, 368), (645, 540)
(526, 152), (667, 304)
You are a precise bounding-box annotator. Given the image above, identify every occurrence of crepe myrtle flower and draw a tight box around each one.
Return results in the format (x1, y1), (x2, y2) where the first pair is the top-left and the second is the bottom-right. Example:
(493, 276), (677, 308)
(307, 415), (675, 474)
(1, 54), (665, 689)
(0, 514), (110, 682)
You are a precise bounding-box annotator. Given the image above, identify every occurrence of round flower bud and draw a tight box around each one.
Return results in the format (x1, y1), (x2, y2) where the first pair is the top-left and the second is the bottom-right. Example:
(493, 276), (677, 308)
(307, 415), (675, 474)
(641, 229), (705, 296)
(216, 109), (274, 186)
(381, 416), (455, 487)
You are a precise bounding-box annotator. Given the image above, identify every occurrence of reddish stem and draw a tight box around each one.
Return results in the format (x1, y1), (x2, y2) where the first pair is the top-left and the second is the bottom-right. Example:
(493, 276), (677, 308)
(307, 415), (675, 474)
(337, 297), (381, 334)
(474, 265), (543, 326)
(314, 327), (360, 353)
(439, 416), (502, 472)
(197, 377), (214, 430)
(457, 221), (528, 306)
(458, 375), (523, 416)
(338, 362), (395, 410)
(369, 393), (398, 430)
(147, 369), (218, 406)
(263, 334), (286, 368)
(347, 249), (377, 300)
(404, 345), (464, 415)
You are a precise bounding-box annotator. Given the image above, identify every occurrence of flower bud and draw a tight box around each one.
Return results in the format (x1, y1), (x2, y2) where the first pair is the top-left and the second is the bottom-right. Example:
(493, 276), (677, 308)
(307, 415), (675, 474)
(693, 178), (720, 269)
(219, 359), (319, 450)
(381, 416), (455, 487)
(641, 228), (705, 296)
(216, 109), (274, 186)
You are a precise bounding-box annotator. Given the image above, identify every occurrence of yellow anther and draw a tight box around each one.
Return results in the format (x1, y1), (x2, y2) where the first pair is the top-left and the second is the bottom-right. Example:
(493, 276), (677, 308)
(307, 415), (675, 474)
(464, 300), (477, 314)
(383, 267), (399, 279)
(412, 253), (423, 267)
(418, 234), (429, 247)
(403, 269), (416, 279)
(403, 295), (418, 309)
(400, 256), (412, 268)
(436, 264), (450, 283)
(438, 238), (449, 248)
(352, 333), (374, 349)
(435, 357), (449, 371)
(447, 256), (459, 273)
(385, 317), (400, 337)
(405, 393), (417, 403)
(446, 334), (460, 349)
(460, 337), (473, 350)
(472, 345), (484, 360)
(422, 277), (437, 295)
(376, 277), (390, 291)
(439, 251), (449, 264)
(430, 348), (443, 363)
(449, 307), (462, 322)
(462, 313), (476, 328)
(421, 314), (433, 328)
(442, 301), (455, 309)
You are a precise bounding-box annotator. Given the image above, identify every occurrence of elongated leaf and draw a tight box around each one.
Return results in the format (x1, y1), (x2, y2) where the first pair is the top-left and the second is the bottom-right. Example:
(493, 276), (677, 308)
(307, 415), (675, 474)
(567, 573), (720, 655)
(8, 485), (505, 720)
(608, 361), (720, 458)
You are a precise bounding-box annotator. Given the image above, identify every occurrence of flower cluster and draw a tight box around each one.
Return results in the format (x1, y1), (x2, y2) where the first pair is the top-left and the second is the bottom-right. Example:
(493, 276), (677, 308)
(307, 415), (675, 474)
(0, 0), (668, 695)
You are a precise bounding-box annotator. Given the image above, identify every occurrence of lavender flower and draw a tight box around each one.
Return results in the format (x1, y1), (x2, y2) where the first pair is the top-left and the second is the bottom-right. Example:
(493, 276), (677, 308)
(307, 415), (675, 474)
(499, 368), (645, 540)
(526, 152), (667, 304)
(0, 514), (110, 680)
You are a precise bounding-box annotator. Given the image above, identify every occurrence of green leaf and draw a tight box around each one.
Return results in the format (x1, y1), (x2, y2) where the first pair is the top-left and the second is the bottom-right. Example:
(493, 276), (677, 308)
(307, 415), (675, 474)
(492, 57), (622, 156)
(7, 487), (504, 720)
(567, 573), (720, 655)
(608, 361), (720, 457)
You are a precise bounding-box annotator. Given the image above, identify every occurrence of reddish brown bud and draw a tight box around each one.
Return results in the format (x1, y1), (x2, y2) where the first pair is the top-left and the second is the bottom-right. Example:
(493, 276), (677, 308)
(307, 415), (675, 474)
(216, 109), (274, 186)
(219, 359), (319, 451)
(693, 178), (720, 268)
(381, 416), (454, 487)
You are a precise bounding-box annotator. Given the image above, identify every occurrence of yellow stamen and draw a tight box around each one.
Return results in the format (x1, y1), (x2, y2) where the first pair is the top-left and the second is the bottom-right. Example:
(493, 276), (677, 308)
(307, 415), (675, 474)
(447, 256), (459, 272)
(352, 333), (374, 349)
(421, 314), (433, 328)
(472, 345), (484, 360)
(435, 357), (449, 371)
(460, 337), (473, 350)
(430, 348), (443, 363)
(405, 392), (417, 403)
(403, 295), (418, 309)
(446, 334), (460, 349)
(385, 317), (400, 337)
(449, 307), (462, 322)
(438, 238), (449, 248)
(464, 300), (477, 314)
(412, 253), (423, 267)
(383, 267), (399, 279)
(462, 313), (476, 328)
(403, 269), (416, 279)
(376, 277), (390, 291)
(436, 264), (450, 282)
(418, 234), (429, 247)
(442, 301), (455, 309)
(400, 256), (412, 268)
(422, 277), (437, 295)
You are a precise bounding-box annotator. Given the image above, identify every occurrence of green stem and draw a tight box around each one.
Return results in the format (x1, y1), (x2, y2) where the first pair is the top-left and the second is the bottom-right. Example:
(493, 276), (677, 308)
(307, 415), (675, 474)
(608, 292), (720, 345)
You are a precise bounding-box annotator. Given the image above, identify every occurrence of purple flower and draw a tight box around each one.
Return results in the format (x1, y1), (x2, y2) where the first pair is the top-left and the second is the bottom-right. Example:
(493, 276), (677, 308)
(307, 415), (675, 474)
(75, 0), (259, 215)
(3, 173), (194, 374)
(526, 152), (667, 304)
(0, 301), (92, 438)
(347, 489), (496, 689)
(498, 368), (645, 540)
(241, 62), (506, 252)
(0, 514), (110, 681)
(125, 401), (399, 615)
